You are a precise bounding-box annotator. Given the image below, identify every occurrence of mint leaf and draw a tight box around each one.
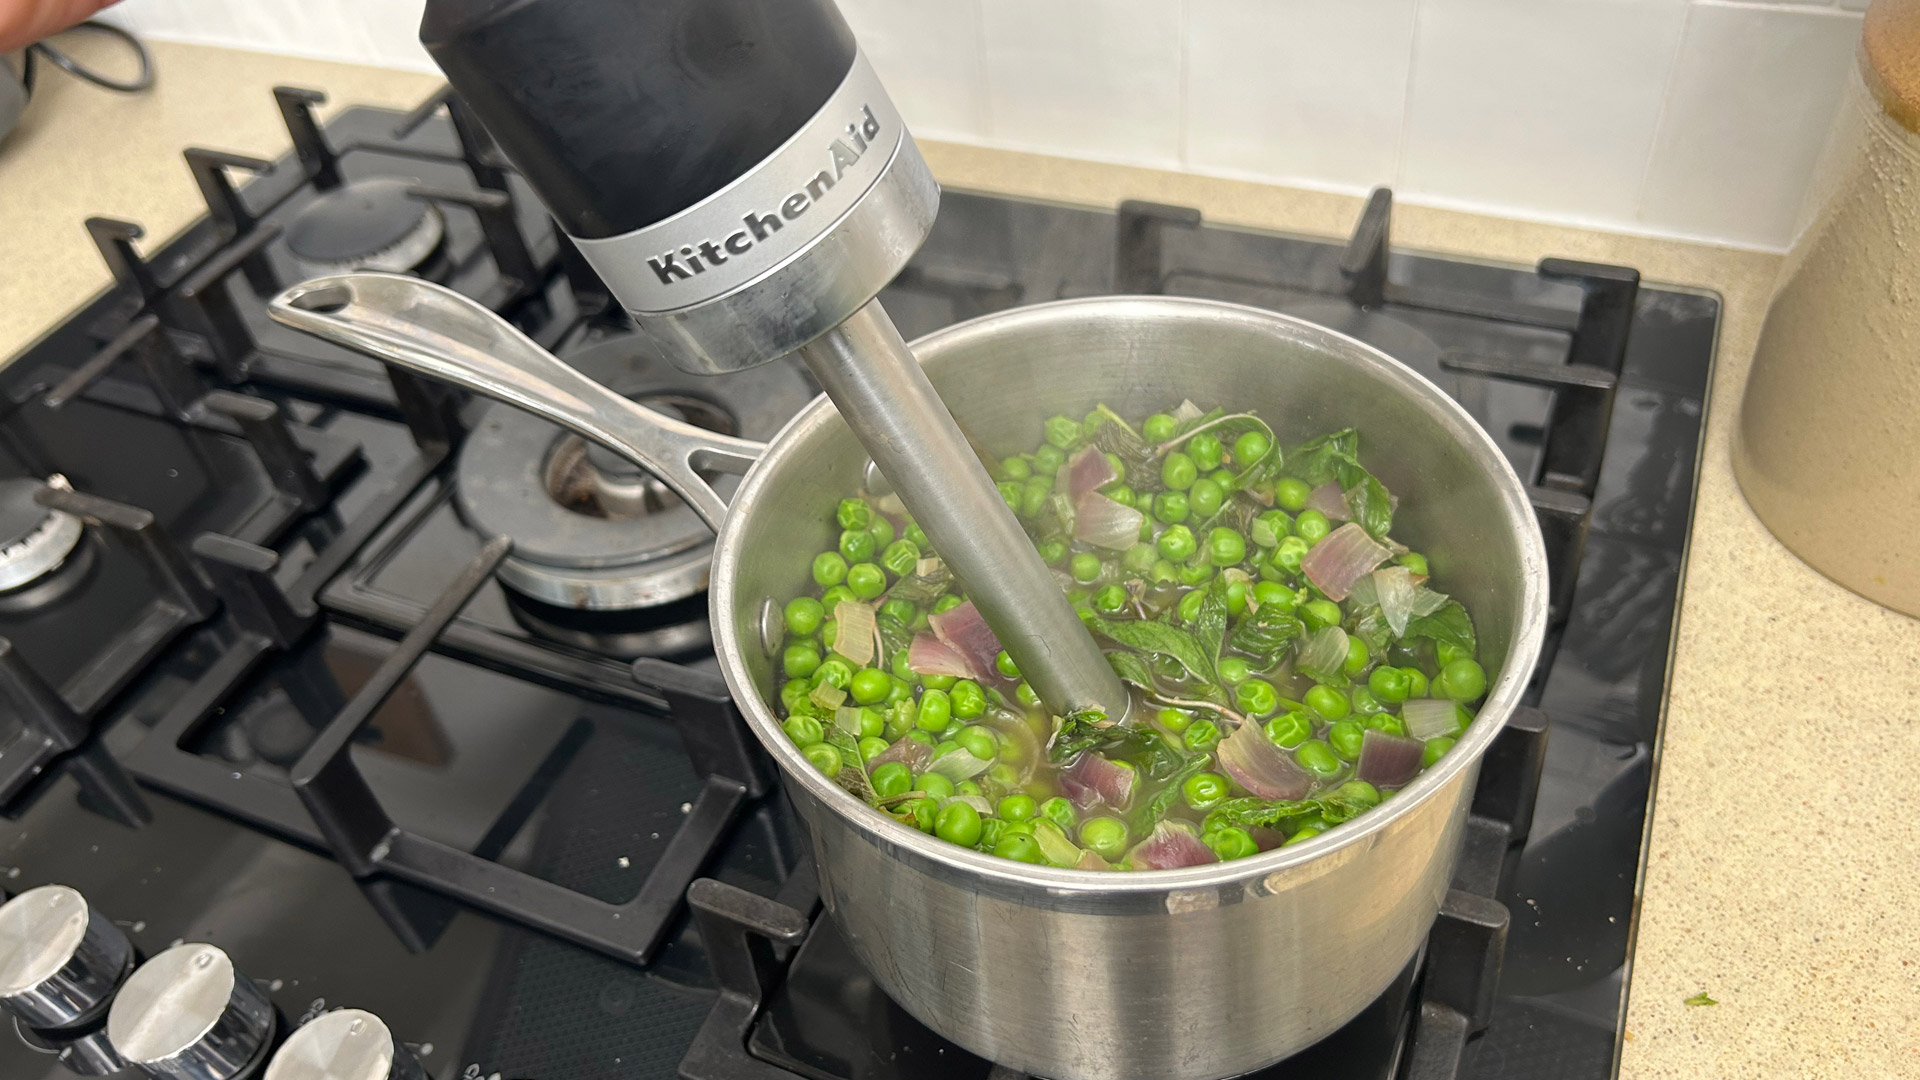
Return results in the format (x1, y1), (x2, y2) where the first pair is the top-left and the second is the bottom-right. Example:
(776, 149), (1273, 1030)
(1211, 794), (1375, 831)
(1089, 617), (1223, 702)
(1131, 755), (1208, 834)
(1286, 428), (1359, 487)
(1191, 576), (1231, 682)
(1683, 992), (1717, 1007)
(1106, 650), (1156, 690)
(1229, 605), (1304, 669)
(1341, 469), (1394, 539)
(1403, 600), (1476, 654)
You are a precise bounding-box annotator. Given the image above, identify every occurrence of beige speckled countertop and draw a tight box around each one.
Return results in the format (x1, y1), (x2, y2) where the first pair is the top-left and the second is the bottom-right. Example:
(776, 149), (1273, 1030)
(4, 40), (1917, 1080)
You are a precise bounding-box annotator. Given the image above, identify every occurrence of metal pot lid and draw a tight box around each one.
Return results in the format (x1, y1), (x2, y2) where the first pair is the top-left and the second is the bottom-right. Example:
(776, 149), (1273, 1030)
(454, 337), (811, 609)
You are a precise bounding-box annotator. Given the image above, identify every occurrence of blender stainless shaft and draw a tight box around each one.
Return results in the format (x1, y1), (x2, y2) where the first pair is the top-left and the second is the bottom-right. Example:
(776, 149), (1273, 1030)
(800, 302), (1129, 718)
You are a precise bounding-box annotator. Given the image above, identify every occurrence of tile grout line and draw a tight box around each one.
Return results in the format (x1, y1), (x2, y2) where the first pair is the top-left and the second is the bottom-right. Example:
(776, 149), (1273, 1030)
(1177, 0), (1192, 168)
(1390, 0), (1426, 193)
(1631, 1), (1700, 226)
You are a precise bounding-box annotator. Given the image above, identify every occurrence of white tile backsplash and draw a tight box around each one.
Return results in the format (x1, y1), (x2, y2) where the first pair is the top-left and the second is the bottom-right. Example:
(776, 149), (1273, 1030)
(1183, 0), (1417, 191)
(1399, 0), (1689, 223)
(97, 0), (1869, 252)
(978, 0), (1184, 166)
(835, 0), (990, 141)
(1638, 3), (1861, 248)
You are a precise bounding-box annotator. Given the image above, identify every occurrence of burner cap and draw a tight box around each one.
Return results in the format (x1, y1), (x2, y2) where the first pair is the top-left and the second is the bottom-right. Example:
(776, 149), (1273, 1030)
(285, 177), (446, 273)
(454, 337), (813, 612)
(0, 479), (83, 593)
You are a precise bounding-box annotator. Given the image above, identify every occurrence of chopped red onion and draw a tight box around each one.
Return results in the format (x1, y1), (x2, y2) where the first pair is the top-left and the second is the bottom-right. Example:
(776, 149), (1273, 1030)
(1061, 446), (1118, 502)
(1251, 827), (1286, 852)
(1216, 722), (1314, 801)
(942, 794), (994, 816)
(1372, 566), (1417, 637)
(927, 747), (992, 782)
(867, 737), (931, 775)
(1409, 586), (1449, 618)
(929, 601), (1002, 681)
(907, 633), (976, 679)
(1301, 523), (1393, 601)
(1305, 481), (1351, 521)
(1059, 753), (1137, 811)
(1357, 729), (1424, 788)
(1129, 821), (1218, 870)
(1172, 399), (1205, 425)
(1402, 699), (1463, 740)
(831, 600), (876, 666)
(1075, 849), (1113, 871)
(1295, 626), (1350, 682)
(1073, 492), (1145, 551)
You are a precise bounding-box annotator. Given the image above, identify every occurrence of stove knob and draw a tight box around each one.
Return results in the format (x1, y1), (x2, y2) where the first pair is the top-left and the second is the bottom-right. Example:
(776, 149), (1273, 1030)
(0, 884), (134, 1029)
(108, 943), (276, 1080)
(264, 1009), (424, 1080)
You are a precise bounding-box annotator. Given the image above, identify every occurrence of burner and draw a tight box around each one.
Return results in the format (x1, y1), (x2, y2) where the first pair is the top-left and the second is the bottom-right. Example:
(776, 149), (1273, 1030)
(0, 479), (84, 593)
(285, 177), (447, 273)
(454, 338), (813, 611)
(501, 588), (713, 658)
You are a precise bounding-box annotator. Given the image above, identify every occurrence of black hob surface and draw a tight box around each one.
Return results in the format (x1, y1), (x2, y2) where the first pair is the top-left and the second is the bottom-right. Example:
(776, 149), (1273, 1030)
(0, 93), (1714, 1080)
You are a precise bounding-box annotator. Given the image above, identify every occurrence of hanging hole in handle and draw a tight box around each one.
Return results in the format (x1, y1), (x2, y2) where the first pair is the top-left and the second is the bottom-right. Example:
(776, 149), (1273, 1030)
(284, 283), (352, 314)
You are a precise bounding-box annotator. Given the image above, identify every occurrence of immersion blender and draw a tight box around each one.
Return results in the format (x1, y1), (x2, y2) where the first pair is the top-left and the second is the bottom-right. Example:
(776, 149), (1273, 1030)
(418, 0), (1129, 720)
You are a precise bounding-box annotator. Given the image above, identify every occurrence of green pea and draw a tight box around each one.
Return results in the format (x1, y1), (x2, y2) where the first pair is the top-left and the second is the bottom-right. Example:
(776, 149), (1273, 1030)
(950, 680), (987, 720)
(1177, 588), (1205, 624)
(991, 651), (1019, 679)
(885, 701), (915, 738)
(867, 514), (895, 548)
(1143, 413), (1178, 442)
(1016, 681), (1041, 708)
(780, 679), (811, 714)
(957, 779), (983, 797)
(1033, 444), (1066, 475)
(1157, 525), (1197, 561)
(905, 730), (936, 748)
(812, 551), (849, 587)
(782, 642), (822, 680)
(1328, 719), (1366, 762)
(1182, 771), (1229, 811)
(1185, 719), (1222, 753)
(1139, 514), (1157, 542)
(1368, 665), (1412, 703)
(1405, 667), (1431, 699)
(1207, 827), (1259, 861)
(1070, 551), (1103, 584)
(1275, 477), (1312, 511)
(1156, 707), (1194, 734)
(1294, 739), (1343, 779)
(997, 794), (1037, 822)
(1264, 710), (1312, 748)
(813, 660), (853, 692)
(1305, 684), (1350, 721)
(836, 498), (873, 530)
(818, 618), (839, 653)
(1207, 527), (1247, 567)
(782, 714), (824, 747)
(1020, 475), (1054, 518)
(1149, 558), (1179, 585)
(1092, 584), (1128, 613)
(1188, 433), (1223, 471)
(1301, 599), (1343, 630)
(1113, 543), (1153, 576)
(1000, 456), (1032, 480)
(847, 563), (886, 600)
(985, 762), (1020, 791)
(1177, 560), (1215, 587)
(1436, 641), (1470, 668)
(890, 650), (917, 683)
(1044, 414), (1083, 450)
(916, 772), (955, 801)
(848, 668), (890, 706)
(1152, 490), (1190, 525)
(871, 761), (912, 797)
(921, 668), (959, 689)
(916, 688), (952, 732)
(1272, 536), (1310, 575)
(1283, 824), (1324, 846)
(782, 597), (823, 638)
(802, 742), (843, 775)
(955, 725), (998, 761)
(976, 817), (1006, 850)
(1040, 796), (1077, 831)
(933, 800), (984, 846)
(1079, 817), (1129, 861)
(857, 735), (891, 763)
(879, 539), (920, 578)
(1208, 468), (1234, 489)
(1344, 636), (1371, 677)
(1161, 452), (1198, 491)
(1295, 510), (1331, 544)
(1235, 678), (1280, 717)
(1188, 478), (1225, 519)
(1252, 581), (1295, 610)
(1348, 685), (1381, 714)
(993, 833), (1044, 863)
(820, 584), (857, 610)
(1250, 510), (1292, 548)
(997, 480), (1022, 512)
(1225, 578), (1249, 617)
(1216, 656), (1251, 686)
(906, 521), (930, 550)
(897, 797), (937, 833)
(1035, 538), (1069, 566)
(1363, 712), (1408, 737)
(1420, 736), (1456, 768)
(1437, 659), (1488, 703)
(1336, 779), (1382, 807)
(1397, 551), (1430, 576)
(1232, 430), (1272, 466)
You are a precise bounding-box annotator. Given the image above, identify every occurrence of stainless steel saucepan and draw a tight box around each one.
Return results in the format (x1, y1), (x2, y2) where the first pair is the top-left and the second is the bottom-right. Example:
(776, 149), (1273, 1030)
(268, 273), (1548, 1080)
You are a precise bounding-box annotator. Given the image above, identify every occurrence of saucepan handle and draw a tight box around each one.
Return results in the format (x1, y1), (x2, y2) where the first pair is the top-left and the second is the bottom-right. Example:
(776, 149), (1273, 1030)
(268, 272), (763, 532)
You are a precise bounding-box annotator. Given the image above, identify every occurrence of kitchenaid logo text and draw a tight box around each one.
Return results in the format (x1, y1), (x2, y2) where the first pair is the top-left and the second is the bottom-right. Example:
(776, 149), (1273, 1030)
(646, 106), (885, 286)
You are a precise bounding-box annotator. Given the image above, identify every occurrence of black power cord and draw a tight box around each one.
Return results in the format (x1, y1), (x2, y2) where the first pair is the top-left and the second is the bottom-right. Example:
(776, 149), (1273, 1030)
(22, 21), (154, 95)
